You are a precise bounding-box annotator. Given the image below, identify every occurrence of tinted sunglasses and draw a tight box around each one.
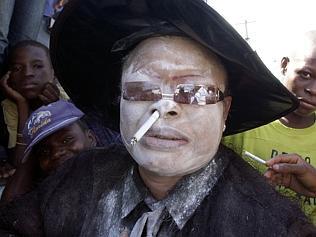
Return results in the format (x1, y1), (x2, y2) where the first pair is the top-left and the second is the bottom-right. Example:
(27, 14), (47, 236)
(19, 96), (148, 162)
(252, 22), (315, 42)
(122, 82), (225, 105)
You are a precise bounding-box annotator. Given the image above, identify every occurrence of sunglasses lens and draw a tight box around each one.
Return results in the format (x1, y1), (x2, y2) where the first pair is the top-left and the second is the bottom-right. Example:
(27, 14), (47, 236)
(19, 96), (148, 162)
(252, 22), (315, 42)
(123, 82), (162, 101)
(123, 82), (224, 104)
(174, 84), (221, 105)
(174, 84), (195, 104)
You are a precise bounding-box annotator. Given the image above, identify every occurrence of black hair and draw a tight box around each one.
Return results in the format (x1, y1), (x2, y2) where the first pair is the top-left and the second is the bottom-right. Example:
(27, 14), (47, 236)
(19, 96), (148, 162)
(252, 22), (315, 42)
(5, 40), (52, 69)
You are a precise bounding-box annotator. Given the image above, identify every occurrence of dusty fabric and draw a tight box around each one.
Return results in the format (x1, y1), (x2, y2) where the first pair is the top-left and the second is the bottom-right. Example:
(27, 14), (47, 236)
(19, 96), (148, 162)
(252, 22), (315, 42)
(84, 150), (227, 236)
(0, 144), (315, 236)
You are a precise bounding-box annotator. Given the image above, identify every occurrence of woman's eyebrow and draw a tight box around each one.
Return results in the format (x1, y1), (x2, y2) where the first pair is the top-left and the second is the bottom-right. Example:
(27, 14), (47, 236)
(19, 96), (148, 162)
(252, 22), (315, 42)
(172, 74), (204, 80)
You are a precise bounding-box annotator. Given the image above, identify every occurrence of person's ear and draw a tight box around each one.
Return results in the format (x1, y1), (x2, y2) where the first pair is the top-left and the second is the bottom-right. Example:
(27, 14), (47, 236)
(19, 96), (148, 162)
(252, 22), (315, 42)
(222, 96), (232, 122)
(281, 57), (290, 75)
(86, 130), (97, 147)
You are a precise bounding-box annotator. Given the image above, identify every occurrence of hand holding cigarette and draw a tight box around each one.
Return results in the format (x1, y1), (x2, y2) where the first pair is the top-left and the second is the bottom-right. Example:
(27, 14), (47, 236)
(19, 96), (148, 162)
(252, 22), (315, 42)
(264, 154), (316, 197)
(244, 151), (316, 197)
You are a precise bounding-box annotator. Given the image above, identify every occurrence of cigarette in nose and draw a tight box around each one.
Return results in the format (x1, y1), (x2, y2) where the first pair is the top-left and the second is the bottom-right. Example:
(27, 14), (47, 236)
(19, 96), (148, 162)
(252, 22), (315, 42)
(130, 110), (160, 146)
(243, 151), (266, 165)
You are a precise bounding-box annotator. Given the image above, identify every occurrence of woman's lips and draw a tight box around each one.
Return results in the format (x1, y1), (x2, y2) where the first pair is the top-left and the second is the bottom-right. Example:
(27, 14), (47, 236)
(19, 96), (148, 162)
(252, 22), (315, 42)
(141, 127), (189, 150)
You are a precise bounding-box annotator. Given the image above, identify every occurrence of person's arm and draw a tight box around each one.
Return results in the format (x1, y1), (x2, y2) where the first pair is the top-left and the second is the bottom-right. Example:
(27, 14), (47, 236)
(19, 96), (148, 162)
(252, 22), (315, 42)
(0, 72), (29, 167)
(1, 154), (38, 202)
(53, 0), (69, 10)
(264, 154), (316, 197)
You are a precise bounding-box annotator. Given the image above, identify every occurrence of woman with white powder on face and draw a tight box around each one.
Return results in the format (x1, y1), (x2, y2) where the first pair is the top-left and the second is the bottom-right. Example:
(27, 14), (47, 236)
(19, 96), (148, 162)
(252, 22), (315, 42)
(0, 0), (315, 236)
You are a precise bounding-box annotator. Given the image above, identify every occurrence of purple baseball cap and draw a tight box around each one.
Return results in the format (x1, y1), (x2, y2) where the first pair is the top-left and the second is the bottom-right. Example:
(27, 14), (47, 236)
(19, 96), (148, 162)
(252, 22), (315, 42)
(22, 100), (84, 161)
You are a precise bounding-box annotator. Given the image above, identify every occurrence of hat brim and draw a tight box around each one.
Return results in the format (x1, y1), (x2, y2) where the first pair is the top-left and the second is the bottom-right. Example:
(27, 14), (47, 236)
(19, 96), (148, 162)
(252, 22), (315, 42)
(50, 0), (299, 135)
(22, 117), (81, 162)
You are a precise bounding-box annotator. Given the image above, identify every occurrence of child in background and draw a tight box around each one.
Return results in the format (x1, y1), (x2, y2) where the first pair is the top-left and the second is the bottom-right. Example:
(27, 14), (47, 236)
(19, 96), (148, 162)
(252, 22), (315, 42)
(223, 31), (316, 224)
(0, 40), (68, 181)
(1, 100), (96, 202)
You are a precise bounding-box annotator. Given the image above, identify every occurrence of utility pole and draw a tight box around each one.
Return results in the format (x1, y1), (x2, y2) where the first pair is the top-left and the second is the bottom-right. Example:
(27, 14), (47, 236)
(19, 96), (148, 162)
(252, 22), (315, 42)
(236, 20), (255, 41)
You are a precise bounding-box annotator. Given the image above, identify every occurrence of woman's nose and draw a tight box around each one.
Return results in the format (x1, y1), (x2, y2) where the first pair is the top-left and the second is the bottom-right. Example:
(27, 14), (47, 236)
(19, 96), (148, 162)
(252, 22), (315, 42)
(149, 99), (181, 119)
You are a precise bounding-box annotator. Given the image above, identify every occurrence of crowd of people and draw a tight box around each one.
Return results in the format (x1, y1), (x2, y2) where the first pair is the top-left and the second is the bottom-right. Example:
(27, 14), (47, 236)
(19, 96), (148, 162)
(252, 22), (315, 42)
(0, 0), (72, 180)
(0, 0), (315, 236)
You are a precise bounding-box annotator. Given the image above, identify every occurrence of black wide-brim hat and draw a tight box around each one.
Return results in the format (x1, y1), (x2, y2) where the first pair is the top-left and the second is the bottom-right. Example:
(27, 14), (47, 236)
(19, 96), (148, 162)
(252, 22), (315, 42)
(50, 0), (299, 136)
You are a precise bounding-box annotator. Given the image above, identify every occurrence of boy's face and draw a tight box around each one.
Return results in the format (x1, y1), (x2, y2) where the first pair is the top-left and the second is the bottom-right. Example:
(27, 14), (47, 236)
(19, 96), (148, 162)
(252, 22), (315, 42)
(120, 36), (231, 176)
(284, 42), (316, 117)
(9, 45), (54, 99)
(33, 122), (96, 175)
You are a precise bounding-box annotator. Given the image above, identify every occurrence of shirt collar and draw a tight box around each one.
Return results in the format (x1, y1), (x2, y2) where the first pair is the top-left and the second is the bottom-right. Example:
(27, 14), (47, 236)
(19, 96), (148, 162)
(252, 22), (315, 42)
(165, 149), (229, 229)
(121, 167), (146, 219)
(121, 146), (229, 229)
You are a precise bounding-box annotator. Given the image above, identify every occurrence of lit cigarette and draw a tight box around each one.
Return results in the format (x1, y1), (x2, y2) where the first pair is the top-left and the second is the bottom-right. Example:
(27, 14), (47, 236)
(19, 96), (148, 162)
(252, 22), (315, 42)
(244, 151), (266, 165)
(130, 110), (160, 146)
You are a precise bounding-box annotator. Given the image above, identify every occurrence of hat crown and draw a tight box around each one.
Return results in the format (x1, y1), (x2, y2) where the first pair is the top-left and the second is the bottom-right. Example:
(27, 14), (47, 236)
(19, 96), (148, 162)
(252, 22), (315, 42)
(23, 100), (84, 158)
(27, 110), (52, 139)
(50, 0), (299, 135)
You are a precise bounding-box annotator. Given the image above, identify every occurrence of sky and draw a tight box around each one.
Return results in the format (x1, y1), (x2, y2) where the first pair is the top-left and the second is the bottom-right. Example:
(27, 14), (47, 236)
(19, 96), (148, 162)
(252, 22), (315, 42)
(207, 0), (316, 75)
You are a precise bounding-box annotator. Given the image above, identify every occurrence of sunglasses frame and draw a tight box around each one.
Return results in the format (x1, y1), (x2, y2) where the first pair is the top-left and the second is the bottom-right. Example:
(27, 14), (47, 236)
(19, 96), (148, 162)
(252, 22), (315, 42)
(122, 82), (225, 105)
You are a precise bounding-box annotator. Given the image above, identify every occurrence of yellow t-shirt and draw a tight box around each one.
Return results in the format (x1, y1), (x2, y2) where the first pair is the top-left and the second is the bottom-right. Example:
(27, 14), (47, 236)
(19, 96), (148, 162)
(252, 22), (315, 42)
(222, 118), (316, 225)
(1, 83), (70, 148)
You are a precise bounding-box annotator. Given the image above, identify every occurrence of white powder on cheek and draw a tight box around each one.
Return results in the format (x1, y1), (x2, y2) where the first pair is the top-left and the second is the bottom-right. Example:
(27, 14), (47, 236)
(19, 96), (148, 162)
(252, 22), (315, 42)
(120, 100), (140, 147)
(172, 106), (223, 175)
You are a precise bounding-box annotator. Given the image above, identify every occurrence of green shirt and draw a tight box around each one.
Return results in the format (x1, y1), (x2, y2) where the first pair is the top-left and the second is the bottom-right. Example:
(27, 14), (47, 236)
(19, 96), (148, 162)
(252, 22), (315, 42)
(222, 118), (316, 225)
